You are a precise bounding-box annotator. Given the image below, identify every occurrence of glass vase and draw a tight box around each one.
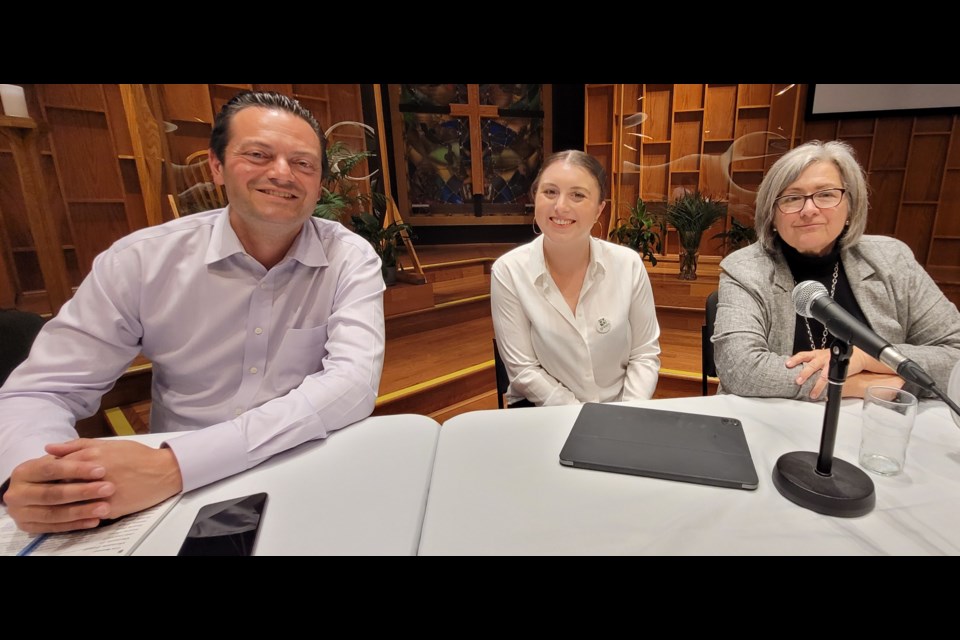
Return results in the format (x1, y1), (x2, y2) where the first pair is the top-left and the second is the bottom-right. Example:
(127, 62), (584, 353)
(678, 249), (699, 280)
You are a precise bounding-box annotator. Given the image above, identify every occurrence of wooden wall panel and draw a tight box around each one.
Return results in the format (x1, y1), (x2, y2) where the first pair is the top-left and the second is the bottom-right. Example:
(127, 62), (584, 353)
(42, 84), (105, 112)
(897, 204), (936, 264)
(867, 170), (905, 236)
(674, 84), (703, 110)
(937, 170), (960, 236)
(103, 84), (133, 156)
(949, 119), (960, 166)
(167, 121), (210, 164)
(13, 250), (43, 292)
(328, 85), (363, 126)
(641, 144), (670, 201)
(704, 85), (736, 140)
(253, 84), (292, 95)
(838, 118), (875, 136)
(0, 153), (32, 247)
(732, 109), (768, 171)
(737, 84), (770, 107)
(671, 113), (702, 171)
(644, 85), (672, 141)
(45, 109), (124, 200)
(915, 115), (952, 133)
(160, 84), (213, 124)
(844, 137), (873, 169)
(69, 203), (130, 272)
(803, 119), (838, 141)
(872, 119), (912, 167)
(929, 238), (960, 266)
(40, 155), (73, 261)
(586, 86), (614, 142)
(119, 160), (149, 231)
(904, 135), (948, 202)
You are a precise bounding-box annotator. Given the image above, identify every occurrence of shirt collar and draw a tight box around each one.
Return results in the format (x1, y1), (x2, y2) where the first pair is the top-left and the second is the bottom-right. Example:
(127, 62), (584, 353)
(204, 207), (329, 269)
(532, 235), (607, 287)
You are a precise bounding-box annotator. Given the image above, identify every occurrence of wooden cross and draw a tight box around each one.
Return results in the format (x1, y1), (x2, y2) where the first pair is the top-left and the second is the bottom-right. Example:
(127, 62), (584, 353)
(448, 85), (500, 201)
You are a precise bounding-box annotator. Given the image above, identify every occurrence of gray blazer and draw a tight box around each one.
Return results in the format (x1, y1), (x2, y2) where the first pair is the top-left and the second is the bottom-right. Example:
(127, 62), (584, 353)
(713, 235), (960, 400)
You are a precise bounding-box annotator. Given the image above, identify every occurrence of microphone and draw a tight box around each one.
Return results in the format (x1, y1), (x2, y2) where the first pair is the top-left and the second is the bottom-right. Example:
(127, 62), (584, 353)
(792, 280), (937, 391)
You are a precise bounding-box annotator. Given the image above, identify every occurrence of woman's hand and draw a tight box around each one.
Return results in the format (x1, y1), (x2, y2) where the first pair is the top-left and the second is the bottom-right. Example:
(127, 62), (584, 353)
(788, 347), (900, 400)
(786, 349), (831, 399)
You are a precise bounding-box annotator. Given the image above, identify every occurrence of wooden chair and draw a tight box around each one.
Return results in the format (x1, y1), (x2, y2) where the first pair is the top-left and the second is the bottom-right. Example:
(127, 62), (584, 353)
(701, 290), (719, 395)
(168, 150), (227, 218)
(493, 338), (509, 409)
(0, 309), (46, 386)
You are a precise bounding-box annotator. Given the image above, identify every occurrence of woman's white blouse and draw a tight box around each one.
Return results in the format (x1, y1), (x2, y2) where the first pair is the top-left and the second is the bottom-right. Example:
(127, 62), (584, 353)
(491, 235), (661, 406)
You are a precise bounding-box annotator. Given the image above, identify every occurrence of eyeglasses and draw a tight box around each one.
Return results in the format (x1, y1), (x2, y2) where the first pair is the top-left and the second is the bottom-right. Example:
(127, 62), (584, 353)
(774, 188), (846, 215)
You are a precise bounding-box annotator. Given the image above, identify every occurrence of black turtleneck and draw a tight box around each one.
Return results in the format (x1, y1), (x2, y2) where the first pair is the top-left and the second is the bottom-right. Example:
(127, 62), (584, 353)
(779, 237), (871, 354)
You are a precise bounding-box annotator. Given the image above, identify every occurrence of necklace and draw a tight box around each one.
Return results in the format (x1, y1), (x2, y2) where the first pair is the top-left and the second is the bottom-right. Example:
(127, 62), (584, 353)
(803, 261), (840, 350)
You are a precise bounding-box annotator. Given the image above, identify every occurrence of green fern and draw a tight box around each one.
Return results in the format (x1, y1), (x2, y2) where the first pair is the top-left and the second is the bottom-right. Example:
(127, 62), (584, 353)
(609, 197), (664, 266)
(664, 191), (727, 254)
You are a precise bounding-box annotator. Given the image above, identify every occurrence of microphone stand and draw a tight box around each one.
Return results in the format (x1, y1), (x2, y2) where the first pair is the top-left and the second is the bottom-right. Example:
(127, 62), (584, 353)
(772, 338), (876, 517)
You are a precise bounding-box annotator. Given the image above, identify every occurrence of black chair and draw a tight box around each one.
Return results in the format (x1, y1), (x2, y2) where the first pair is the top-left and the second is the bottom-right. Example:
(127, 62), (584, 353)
(493, 338), (509, 409)
(701, 290), (719, 395)
(0, 309), (46, 387)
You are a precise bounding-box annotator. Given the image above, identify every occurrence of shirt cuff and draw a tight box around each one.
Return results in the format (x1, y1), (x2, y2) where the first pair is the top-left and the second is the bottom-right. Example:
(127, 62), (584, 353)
(163, 421), (249, 492)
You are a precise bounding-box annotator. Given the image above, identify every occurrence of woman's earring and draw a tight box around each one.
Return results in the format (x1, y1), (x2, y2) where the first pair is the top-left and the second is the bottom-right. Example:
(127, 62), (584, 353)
(845, 219), (851, 227)
(532, 219), (542, 235)
(592, 218), (603, 236)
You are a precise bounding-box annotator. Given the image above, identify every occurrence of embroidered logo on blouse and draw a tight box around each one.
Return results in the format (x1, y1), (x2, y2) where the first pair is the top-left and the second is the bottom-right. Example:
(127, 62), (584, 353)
(596, 317), (611, 334)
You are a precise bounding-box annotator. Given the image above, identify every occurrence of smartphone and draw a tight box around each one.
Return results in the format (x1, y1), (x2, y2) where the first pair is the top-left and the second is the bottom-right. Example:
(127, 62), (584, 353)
(177, 492), (268, 556)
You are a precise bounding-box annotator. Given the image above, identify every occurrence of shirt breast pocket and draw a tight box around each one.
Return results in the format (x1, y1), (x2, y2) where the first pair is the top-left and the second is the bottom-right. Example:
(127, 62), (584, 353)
(272, 323), (329, 391)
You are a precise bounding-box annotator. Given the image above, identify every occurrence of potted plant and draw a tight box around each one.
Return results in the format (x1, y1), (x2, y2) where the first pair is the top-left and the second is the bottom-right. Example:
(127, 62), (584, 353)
(712, 217), (757, 254)
(609, 197), (664, 266)
(350, 212), (412, 286)
(664, 191), (727, 281)
(313, 140), (375, 222)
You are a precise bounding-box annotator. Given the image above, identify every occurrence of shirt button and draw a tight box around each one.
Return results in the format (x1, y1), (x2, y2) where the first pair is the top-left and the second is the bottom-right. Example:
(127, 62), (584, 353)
(249, 366), (258, 374)
(259, 283), (266, 289)
(235, 408), (243, 416)
(254, 327), (263, 335)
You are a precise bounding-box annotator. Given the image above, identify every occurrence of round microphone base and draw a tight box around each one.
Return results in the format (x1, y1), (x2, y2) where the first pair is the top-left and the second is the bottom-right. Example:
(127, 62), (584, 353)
(773, 451), (875, 518)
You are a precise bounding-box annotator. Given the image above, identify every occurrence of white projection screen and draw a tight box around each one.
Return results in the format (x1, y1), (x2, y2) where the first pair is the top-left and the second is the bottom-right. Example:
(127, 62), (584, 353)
(808, 84), (960, 118)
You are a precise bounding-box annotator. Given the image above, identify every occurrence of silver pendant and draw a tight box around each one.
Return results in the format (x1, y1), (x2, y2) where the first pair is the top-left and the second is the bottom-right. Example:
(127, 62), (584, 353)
(596, 317), (611, 334)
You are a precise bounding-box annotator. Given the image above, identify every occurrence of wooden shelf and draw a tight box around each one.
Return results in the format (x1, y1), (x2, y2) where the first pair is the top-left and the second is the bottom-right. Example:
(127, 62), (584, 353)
(737, 104), (770, 110)
(65, 198), (127, 204)
(674, 108), (704, 114)
(901, 200), (939, 205)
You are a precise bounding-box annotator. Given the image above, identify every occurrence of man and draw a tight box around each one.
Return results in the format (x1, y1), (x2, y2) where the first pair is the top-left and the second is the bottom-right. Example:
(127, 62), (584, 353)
(0, 91), (386, 533)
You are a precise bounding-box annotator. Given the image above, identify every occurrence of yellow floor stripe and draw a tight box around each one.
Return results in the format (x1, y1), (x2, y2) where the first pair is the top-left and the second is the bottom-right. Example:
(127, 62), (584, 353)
(423, 257), (494, 270)
(103, 407), (136, 436)
(434, 294), (489, 309)
(377, 361), (493, 405)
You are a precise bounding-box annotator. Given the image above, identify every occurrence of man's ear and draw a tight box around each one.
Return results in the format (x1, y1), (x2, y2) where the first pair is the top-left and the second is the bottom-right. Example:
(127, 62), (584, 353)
(207, 149), (225, 186)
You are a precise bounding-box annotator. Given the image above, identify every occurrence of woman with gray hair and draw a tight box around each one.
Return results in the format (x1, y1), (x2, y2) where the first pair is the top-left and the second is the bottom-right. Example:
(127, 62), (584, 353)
(713, 140), (960, 400)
